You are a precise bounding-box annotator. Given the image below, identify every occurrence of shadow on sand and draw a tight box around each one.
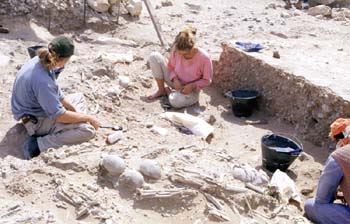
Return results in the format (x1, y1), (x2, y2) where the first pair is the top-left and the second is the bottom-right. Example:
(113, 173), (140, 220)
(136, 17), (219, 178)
(0, 123), (27, 159)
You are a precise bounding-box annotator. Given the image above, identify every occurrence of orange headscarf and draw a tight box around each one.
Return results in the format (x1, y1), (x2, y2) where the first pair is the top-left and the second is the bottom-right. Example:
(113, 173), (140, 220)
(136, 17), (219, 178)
(330, 118), (350, 147)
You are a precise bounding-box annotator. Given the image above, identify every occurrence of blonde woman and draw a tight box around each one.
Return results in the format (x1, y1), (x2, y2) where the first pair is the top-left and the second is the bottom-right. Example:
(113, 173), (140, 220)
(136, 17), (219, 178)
(11, 36), (100, 159)
(148, 26), (213, 108)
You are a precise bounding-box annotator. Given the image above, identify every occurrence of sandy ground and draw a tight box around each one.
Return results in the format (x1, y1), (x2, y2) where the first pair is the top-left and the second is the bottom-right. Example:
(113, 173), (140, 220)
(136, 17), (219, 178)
(0, 0), (348, 223)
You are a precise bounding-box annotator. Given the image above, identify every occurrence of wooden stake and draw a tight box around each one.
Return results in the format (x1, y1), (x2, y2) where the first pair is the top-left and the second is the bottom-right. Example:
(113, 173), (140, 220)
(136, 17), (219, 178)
(142, 0), (167, 47)
(83, 0), (87, 26)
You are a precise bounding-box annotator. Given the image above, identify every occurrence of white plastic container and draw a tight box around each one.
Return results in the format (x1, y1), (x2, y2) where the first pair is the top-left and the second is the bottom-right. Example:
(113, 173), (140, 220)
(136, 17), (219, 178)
(106, 130), (123, 144)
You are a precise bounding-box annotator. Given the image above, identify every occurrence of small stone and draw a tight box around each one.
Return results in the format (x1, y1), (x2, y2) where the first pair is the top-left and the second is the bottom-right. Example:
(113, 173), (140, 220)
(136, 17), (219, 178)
(266, 3), (276, 9)
(0, 52), (10, 67)
(301, 187), (314, 196)
(184, 2), (201, 11)
(308, 5), (332, 17)
(281, 11), (291, 18)
(273, 51), (280, 59)
(150, 126), (168, 136)
(92, 67), (109, 77)
(141, 78), (152, 88)
(126, 0), (142, 16)
(102, 155), (126, 176)
(119, 75), (130, 88)
(298, 152), (311, 162)
(139, 159), (161, 179)
(118, 169), (144, 191)
(161, 0), (173, 7)
(87, 0), (110, 13)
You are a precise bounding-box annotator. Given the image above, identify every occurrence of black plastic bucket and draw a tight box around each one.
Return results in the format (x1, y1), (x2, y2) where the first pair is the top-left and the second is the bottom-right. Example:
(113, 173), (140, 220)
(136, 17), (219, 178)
(261, 134), (303, 172)
(226, 90), (260, 117)
(27, 45), (45, 58)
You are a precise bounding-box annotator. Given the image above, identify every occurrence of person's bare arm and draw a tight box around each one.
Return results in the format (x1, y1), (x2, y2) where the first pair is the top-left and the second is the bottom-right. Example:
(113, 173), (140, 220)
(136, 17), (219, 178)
(56, 111), (100, 130)
(60, 98), (76, 112)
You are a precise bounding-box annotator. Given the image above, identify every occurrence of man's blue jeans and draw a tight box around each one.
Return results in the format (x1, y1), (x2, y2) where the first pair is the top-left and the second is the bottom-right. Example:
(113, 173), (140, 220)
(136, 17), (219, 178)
(304, 156), (350, 224)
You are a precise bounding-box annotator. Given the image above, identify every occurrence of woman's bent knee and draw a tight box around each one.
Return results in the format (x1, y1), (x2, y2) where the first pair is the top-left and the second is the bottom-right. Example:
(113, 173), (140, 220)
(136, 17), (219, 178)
(148, 51), (163, 64)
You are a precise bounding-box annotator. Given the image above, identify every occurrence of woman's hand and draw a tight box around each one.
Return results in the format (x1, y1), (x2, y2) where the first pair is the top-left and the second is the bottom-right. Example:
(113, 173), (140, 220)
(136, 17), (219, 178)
(182, 83), (196, 95)
(173, 77), (183, 91)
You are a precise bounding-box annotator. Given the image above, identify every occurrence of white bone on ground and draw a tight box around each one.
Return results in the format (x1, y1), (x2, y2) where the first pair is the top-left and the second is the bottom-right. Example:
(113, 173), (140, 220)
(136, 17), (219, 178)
(102, 155), (126, 176)
(119, 75), (130, 88)
(118, 169), (144, 190)
(139, 159), (161, 179)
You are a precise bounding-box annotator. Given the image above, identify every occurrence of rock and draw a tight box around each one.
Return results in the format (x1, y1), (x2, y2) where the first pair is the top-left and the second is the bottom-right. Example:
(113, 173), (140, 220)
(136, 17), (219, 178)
(111, 3), (129, 16)
(280, 11), (292, 18)
(102, 155), (126, 176)
(92, 67), (110, 77)
(87, 0), (110, 13)
(161, 0), (173, 7)
(118, 169), (144, 190)
(0, 27), (9, 33)
(96, 52), (134, 64)
(109, 0), (120, 4)
(270, 31), (288, 39)
(106, 86), (121, 97)
(301, 187), (314, 196)
(139, 159), (162, 179)
(344, 8), (350, 19)
(141, 78), (153, 88)
(126, 0), (142, 16)
(309, 0), (335, 5)
(332, 8), (350, 21)
(273, 51), (280, 59)
(95, 36), (138, 47)
(293, 10), (302, 16)
(119, 75), (130, 88)
(150, 126), (168, 136)
(298, 152), (312, 161)
(308, 5), (332, 17)
(184, 2), (201, 11)
(266, 3), (276, 9)
(0, 52), (10, 67)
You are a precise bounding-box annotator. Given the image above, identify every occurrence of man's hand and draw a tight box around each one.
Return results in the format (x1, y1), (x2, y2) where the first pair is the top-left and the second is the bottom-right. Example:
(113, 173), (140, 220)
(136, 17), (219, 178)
(181, 83), (196, 95)
(172, 77), (183, 91)
(86, 115), (101, 130)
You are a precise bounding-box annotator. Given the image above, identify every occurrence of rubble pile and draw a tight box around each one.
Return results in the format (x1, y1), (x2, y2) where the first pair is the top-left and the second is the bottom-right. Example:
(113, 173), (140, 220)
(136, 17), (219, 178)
(280, 0), (350, 20)
(0, 0), (142, 32)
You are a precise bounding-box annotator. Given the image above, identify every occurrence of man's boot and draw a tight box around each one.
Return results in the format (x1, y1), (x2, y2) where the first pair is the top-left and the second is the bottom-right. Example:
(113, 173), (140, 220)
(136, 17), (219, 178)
(23, 136), (40, 159)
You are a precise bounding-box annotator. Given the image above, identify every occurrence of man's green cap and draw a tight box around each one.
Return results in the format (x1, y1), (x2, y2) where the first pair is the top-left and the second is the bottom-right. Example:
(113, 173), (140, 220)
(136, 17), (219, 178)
(49, 36), (74, 58)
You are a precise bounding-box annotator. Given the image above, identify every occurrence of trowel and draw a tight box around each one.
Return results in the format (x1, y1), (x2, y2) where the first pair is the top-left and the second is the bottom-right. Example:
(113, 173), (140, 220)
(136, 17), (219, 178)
(99, 124), (123, 131)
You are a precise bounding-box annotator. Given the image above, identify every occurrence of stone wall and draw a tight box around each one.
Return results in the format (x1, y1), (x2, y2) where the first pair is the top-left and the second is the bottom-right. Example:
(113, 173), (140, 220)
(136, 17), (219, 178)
(212, 43), (350, 147)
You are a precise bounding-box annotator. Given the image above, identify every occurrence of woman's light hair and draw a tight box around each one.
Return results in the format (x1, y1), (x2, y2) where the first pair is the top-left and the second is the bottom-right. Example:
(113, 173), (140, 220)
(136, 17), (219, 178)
(173, 25), (197, 51)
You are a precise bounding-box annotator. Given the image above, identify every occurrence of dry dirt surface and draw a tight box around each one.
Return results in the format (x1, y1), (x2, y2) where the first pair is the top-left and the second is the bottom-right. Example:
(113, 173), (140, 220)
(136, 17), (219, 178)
(1, 0), (349, 223)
